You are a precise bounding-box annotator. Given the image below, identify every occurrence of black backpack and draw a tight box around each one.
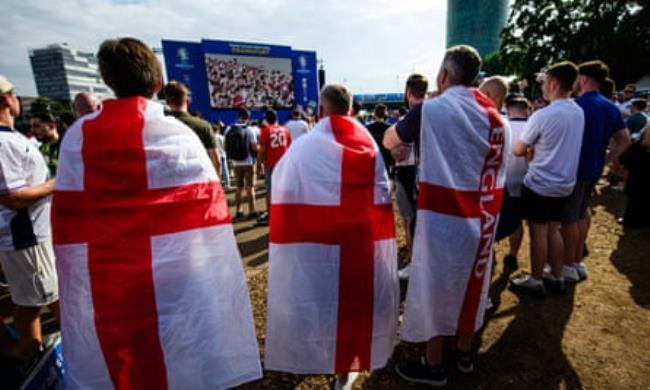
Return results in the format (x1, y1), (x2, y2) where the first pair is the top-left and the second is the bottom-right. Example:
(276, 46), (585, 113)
(225, 125), (249, 160)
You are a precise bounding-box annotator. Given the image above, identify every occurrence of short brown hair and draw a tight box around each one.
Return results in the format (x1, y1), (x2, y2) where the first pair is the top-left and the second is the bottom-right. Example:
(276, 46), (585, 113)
(506, 96), (531, 112)
(163, 81), (189, 106)
(405, 74), (429, 99)
(631, 98), (647, 112)
(98, 37), (162, 98)
(320, 84), (352, 115)
(373, 103), (388, 119)
(32, 112), (57, 124)
(578, 60), (609, 85)
(600, 78), (616, 98)
(443, 45), (482, 86)
(545, 61), (578, 92)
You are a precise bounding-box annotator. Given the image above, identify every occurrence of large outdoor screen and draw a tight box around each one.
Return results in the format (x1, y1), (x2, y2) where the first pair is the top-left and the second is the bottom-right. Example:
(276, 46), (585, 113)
(205, 53), (295, 109)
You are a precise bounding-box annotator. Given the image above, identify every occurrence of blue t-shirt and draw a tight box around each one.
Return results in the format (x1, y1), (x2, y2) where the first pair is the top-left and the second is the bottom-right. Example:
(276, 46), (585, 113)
(575, 91), (626, 181)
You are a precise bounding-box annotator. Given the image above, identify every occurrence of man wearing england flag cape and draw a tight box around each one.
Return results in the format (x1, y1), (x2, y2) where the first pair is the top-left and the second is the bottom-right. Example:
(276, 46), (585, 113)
(384, 45), (508, 387)
(265, 84), (399, 389)
(51, 37), (261, 389)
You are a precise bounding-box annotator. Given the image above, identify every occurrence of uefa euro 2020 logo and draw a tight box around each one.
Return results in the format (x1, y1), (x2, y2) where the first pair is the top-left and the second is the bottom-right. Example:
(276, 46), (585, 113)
(175, 47), (194, 70)
(177, 48), (189, 64)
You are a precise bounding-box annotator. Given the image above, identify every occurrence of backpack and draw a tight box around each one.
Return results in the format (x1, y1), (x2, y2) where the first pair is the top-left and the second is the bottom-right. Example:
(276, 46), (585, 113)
(225, 125), (249, 160)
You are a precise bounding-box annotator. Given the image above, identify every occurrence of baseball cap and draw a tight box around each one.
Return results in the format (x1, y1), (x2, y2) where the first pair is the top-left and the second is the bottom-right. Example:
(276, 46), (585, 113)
(0, 75), (14, 94)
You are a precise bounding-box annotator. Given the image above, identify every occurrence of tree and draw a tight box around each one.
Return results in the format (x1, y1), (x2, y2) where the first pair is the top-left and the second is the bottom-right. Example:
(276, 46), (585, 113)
(499, 0), (650, 90)
(28, 97), (71, 118)
(482, 52), (506, 77)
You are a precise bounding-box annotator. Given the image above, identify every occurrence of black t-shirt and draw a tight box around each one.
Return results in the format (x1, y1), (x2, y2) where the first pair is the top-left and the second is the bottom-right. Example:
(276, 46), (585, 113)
(366, 120), (394, 171)
(396, 103), (423, 148)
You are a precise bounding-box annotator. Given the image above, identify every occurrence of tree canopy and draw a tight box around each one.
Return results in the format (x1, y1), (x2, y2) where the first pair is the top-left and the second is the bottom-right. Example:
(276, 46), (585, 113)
(494, 0), (650, 89)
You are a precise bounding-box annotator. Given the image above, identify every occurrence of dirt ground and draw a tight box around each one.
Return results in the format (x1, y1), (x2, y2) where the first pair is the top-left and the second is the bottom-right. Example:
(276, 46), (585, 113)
(1, 179), (648, 389)
(233, 180), (650, 390)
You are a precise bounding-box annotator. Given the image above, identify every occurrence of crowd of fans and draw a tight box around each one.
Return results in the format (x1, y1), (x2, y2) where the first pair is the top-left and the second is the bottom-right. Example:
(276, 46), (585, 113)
(0, 35), (649, 389)
(205, 55), (295, 109)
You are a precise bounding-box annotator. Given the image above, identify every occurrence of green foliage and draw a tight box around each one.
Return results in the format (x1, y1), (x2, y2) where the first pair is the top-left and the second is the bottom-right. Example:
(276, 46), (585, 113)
(499, 0), (650, 88)
(29, 97), (71, 118)
(483, 52), (506, 76)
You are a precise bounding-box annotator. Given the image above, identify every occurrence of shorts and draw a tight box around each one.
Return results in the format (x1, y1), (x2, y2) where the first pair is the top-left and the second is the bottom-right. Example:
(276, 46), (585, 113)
(233, 165), (255, 189)
(561, 181), (596, 224)
(0, 240), (58, 307)
(265, 167), (274, 195)
(495, 191), (522, 241)
(520, 185), (570, 224)
(395, 166), (417, 220)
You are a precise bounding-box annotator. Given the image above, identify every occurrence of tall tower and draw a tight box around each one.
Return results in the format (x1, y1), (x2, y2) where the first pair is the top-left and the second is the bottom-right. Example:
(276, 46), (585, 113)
(446, 0), (509, 58)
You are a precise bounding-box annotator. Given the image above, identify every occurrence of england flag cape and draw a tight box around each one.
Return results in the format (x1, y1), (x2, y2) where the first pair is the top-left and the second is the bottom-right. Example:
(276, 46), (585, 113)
(51, 97), (262, 389)
(401, 86), (508, 341)
(265, 114), (399, 374)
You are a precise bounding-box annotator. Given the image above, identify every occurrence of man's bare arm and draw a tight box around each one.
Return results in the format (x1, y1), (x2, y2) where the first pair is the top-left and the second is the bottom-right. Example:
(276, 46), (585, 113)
(382, 125), (401, 150)
(606, 128), (632, 164)
(513, 140), (530, 157)
(207, 148), (222, 177)
(0, 179), (55, 210)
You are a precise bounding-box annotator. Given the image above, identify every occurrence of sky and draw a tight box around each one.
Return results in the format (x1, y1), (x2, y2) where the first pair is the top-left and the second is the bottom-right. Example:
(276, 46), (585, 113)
(0, 0), (448, 96)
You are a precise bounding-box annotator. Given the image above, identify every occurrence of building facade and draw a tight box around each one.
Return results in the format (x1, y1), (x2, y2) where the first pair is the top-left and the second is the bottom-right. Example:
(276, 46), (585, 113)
(29, 43), (112, 102)
(446, 0), (509, 58)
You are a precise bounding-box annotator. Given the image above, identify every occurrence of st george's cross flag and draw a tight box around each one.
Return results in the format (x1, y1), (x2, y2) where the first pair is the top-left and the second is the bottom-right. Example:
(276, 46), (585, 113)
(51, 97), (262, 389)
(401, 86), (509, 341)
(264, 114), (399, 374)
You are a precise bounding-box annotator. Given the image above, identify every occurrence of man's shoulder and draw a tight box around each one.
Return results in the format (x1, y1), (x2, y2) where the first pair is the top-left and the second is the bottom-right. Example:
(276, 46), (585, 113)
(149, 112), (207, 141)
(526, 105), (552, 126)
(179, 114), (211, 131)
(0, 130), (29, 155)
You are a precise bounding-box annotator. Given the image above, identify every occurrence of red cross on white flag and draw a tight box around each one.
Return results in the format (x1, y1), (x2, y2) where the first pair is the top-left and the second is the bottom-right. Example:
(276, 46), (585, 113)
(264, 114), (399, 374)
(52, 97), (261, 389)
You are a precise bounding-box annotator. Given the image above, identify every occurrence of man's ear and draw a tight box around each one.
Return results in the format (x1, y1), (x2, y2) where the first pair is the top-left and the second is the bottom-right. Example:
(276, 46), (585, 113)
(153, 80), (163, 98)
(436, 68), (447, 92)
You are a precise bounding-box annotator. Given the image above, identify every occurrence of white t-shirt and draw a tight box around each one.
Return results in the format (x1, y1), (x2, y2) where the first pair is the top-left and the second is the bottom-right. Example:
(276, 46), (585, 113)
(285, 119), (309, 140)
(215, 133), (226, 155)
(505, 118), (528, 197)
(617, 100), (633, 118)
(519, 98), (585, 197)
(0, 126), (51, 251)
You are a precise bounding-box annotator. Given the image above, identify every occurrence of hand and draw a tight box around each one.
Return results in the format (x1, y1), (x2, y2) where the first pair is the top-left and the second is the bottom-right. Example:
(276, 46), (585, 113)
(391, 144), (411, 162)
(525, 146), (535, 162)
(45, 179), (56, 193)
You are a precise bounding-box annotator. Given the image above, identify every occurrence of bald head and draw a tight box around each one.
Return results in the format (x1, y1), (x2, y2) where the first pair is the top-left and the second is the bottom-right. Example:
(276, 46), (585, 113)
(479, 76), (509, 110)
(73, 92), (101, 116)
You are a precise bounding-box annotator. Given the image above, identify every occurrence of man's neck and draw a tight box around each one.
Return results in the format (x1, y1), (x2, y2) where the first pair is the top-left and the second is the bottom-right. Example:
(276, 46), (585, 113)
(579, 86), (599, 96)
(169, 104), (188, 113)
(509, 115), (527, 120)
(0, 110), (14, 128)
(550, 92), (571, 102)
